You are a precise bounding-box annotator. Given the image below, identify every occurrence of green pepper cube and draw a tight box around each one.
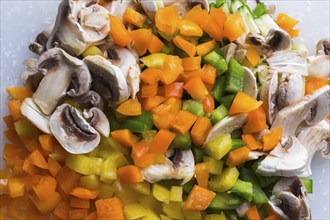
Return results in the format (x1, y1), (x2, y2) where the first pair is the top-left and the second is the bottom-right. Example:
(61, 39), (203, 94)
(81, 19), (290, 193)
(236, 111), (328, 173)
(79, 174), (101, 190)
(224, 58), (244, 93)
(203, 51), (228, 76)
(192, 147), (205, 164)
(219, 94), (235, 110)
(229, 179), (253, 202)
(300, 178), (313, 193)
(152, 183), (170, 204)
(182, 100), (205, 117)
(211, 76), (226, 102)
(210, 104), (228, 125)
(205, 133), (232, 160)
(230, 130), (243, 139)
(207, 193), (243, 211)
(170, 186), (183, 202)
(209, 167), (239, 192)
(170, 132), (192, 150)
(121, 110), (153, 133)
(203, 156), (224, 175)
(124, 203), (147, 219)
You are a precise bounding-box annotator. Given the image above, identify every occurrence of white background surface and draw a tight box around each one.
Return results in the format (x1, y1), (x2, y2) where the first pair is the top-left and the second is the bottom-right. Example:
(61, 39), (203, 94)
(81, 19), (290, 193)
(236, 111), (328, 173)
(0, 0), (329, 219)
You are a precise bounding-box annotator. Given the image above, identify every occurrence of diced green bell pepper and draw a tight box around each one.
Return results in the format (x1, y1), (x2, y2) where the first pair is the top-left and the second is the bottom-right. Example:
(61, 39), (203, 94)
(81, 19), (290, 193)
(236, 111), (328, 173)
(219, 94), (235, 110)
(211, 76), (226, 103)
(124, 203), (147, 219)
(105, 108), (120, 132)
(229, 179), (253, 202)
(183, 178), (196, 196)
(203, 51), (228, 76)
(209, 167), (239, 192)
(120, 110), (153, 133)
(210, 104), (228, 125)
(79, 174), (101, 190)
(162, 202), (184, 219)
(230, 130), (243, 139)
(182, 100), (205, 117)
(224, 58), (244, 94)
(207, 193), (243, 211)
(253, 3), (268, 18)
(300, 178), (313, 193)
(203, 156), (224, 175)
(170, 132), (192, 150)
(192, 147), (205, 163)
(240, 167), (268, 204)
(205, 133), (232, 160)
(65, 155), (103, 175)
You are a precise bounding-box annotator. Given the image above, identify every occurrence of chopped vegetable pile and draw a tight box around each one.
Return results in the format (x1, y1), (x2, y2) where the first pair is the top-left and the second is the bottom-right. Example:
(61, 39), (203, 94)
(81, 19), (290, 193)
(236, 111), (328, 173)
(1, 0), (329, 219)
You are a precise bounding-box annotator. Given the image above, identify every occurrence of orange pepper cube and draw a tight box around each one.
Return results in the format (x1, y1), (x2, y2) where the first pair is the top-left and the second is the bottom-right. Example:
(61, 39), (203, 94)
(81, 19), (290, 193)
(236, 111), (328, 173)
(155, 6), (180, 38)
(123, 7), (147, 28)
(196, 40), (216, 57)
(96, 197), (125, 220)
(141, 83), (158, 98)
(184, 75), (208, 101)
(173, 35), (196, 57)
(165, 82), (184, 98)
(223, 14), (245, 42)
(183, 185), (216, 211)
(191, 116), (212, 146)
(229, 92), (263, 115)
(182, 56), (201, 71)
(140, 68), (161, 85)
(130, 28), (153, 56)
(178, 19), (203, 37)
(111, 129), (140, 148)
(148, 35), (165, 54)
(172, 110), (198, 135)
(226, 146), (250, 167)
(149, 129), (176, 154)
(109, 15), (132, 47)
(117, 165), (143, 184)
(242, 134), (263, 151)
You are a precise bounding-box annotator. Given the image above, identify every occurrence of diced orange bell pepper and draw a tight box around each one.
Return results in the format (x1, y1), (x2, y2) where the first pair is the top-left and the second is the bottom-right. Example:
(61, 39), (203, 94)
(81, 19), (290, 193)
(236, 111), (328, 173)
(27, 149), (48, 169)
(109, 15), (132, 47)
(152, 104), (175, 130)
(33, 175), (57, 201)
(182, 56), (202, 71)
(148, 34), (165, 54)
(229, 92), (263, 115)
(165, 82), (184, 98)
(7, 100), (24, 121)
(84, 211), (97, 220)
(141, 83), (159, 98)
(262, 127), (283, 152)
(149, 129), (176, 154)
(191, 116), (212, 146)
(201, 64), (217, 85)
(6, 86), (33, 101)
(264, 215), (276, 220)
(163, 97), (182, 115)
(194, 162), (210, 189)
(53, 202), (70, 219)
(70, 197), (90, 209)
(130, 28), (153, 56)
(132, 140), (157, 168)
(39, 134), (57, 153)
(47, 157), (62, 177)
(183, 185), (216, 211)
(56, 166), (81, 194)
(242, 134), (263, 151)
(117, 165), (144, 184)
(242, 106), (268, 134)
(246, 205), (261, 220)
(142, 96), (166, 112)
(305, 77), (330, 95)
(203, 18), (223, 41)
(8, 178), (25, 198)
(21, 174), (43, 191)
(184, 75), (208, 101)
(179, 19), (203, 37)
(70, 187), (99, 199)
(246, 46), (261, 67)
(180, 69), (204, 82)
(173, 35), (196, 57)
(172, 110), (198, 135)
(29, 191), (61, 214)
(159, 55), (184, 84)
(226, 146), (250, 167)
(210, 7), (227, 30)
(3, 115), (15, 131)
(140, 68), (161, 84)
(69, 209), (89, 220)
(276, 13), (300, 38)
(111, 129), (140, 148)
(123, 7), (146, 28)
(185, 5), (209, 28)
(196, 40), (216, 57)
(116, 98), (142, 116)
(132, 140), (148, 159)
(155, 6), (180, 40)
(224, 14), (245, 42)
(96, 197), (125, 220)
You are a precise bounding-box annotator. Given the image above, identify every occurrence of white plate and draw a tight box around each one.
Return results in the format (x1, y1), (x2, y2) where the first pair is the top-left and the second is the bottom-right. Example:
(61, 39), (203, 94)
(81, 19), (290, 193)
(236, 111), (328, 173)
(0, 1), (329, 219)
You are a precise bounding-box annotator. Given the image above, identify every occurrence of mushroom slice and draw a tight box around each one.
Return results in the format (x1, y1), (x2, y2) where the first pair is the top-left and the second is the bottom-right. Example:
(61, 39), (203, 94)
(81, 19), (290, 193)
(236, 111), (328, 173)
(297, 120), (330, 177)
(266, 50), (309, 76)
(21, 98), (51, 134)
(205, 114), (247, 144)
(243, 67), (258, 99)
(50, 104), (100, 154)
(316, 39), (330, 55)
(247, 151), (266, 161)
(308, 55), (330, 79)
(245, 32), (265, 46)
(73, 90), (104, 110)
(257, 136), (308, 177)
(271, 85), (330, 136)
(108, 47), (141, 98)
(32, 48), (91, 115)
(46, 0), (110, 56)
(138, 0), (164, 21)
(264, 28), (291, 51)
(260, 71), (278, 124)
(29, 25), (53, 55)
(83, 107), (110, 137)
(276, 73), (304, 110)
(83, 55), (130, 106)
(268, 177), (311, 220)
(141, 150), (195, 185)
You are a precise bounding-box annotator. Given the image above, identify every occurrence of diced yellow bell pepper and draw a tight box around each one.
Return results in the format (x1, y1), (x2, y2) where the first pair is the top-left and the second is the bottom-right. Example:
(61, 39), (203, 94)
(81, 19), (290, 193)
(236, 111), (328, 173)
(203, 156), (224, 175)
(98, 182), (115, 199)
(79, 174), (101, 190)
(115, 186), (140, 204)
(142, 209), (161, 220)
(182, 209), (202, 220)
(209, 167), (239, 192)
(205, 211), (227, 220)
(140, 53), (168, 69)
(170, 186), (183, 202)
(137, 194), (161, 210)
(160, 214), (173, 220)
(124, 203), (147, 219)
(152, 183), (170, 204)
(205, 133), (232, 160)
(65, 155), (103, 175)
(129, 181), (151, 195)
(162, 202), (184, 219)
(82, 46), (104, 58)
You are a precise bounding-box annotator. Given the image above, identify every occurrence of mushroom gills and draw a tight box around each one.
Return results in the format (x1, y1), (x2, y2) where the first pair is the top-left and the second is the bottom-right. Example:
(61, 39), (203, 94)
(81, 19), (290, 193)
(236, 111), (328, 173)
(73, 90), (104, 110)
(260, 71), (278, 124)
(50, 104), (100, 154)
(141, 150), (195, 185)
(83, 107), (110, 137)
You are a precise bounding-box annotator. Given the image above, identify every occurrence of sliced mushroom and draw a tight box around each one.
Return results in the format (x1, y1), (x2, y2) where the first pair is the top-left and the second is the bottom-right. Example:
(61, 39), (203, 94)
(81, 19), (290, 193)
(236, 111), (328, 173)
(29, 25), (53, 55)
(141, 150), (194, 185)
(247, 151), (266, 161)
(297, 120), (330, 177)
(21, 59), (44, 92)
(308, 55), (330, 79)
(21, 98), (51, 134)
(316, 39), (330, 55)
(45, 0), (110, 56)
(107, 47), (141, 98)
(50, 104), (100, 154)
(138, 0), (164, 21)
(32, 48), (91, 115)
(205, 114), (247, 144)
(83, 107), (110, 137)
(73, 90), (104, 110)
(245, 32), (265, 47)
(264, 28), (291, 51)
(83, 55), (130, 106)
(266, 50), (309, 76)
(243, 67), (258, 99)
(260, 71), (278, 124)
(271, 85), (330, 136)
(257, 136), (308, 177)
(105, 0), (137, 20)
(268, 177), (310, 220)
